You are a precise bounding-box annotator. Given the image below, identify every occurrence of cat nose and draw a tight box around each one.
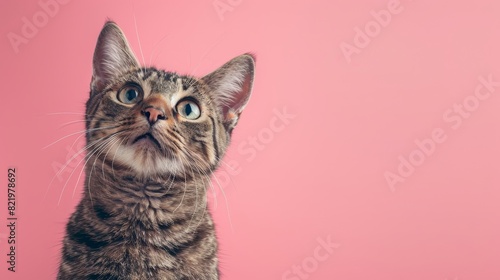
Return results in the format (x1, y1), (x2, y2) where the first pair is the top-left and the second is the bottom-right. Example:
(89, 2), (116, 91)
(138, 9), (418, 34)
(142, 107), (166, 125)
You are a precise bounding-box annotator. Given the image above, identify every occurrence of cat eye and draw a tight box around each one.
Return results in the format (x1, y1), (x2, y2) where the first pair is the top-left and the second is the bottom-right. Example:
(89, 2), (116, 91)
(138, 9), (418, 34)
(177, 100), (201, 120)
(117, 85), (143, 104)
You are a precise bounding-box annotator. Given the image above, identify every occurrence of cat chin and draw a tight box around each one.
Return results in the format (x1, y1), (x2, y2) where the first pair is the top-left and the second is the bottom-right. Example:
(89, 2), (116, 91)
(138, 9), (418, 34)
(110, 143), (184, 177)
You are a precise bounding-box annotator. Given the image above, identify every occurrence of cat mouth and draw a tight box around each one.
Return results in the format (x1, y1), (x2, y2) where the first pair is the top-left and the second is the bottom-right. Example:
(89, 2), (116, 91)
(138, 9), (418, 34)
(132, 133), (162, 149)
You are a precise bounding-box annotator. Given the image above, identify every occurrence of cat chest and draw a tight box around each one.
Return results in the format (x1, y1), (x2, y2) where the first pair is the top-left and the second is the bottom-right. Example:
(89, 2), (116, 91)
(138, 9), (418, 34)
(91, 242), (180, 274)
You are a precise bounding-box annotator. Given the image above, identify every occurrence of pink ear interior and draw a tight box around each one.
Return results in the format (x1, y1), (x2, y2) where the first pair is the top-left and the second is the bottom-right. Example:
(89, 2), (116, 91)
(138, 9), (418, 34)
(202, 54), (255, 123)
(222, 62), (254, 118)
(92, 21), (139, 92)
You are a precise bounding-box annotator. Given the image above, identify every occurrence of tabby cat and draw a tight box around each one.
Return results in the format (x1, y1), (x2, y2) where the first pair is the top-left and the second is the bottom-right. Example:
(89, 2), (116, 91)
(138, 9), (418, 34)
(57, 21), (255, 280)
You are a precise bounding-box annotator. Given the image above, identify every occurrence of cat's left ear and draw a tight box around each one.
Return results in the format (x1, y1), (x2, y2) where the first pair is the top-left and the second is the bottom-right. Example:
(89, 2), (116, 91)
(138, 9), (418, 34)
(202, 54), (255, 132)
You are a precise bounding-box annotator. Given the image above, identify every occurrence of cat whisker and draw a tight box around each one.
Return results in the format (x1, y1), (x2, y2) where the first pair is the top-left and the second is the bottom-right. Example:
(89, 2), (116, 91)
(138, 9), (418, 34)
(192, 192), (209, 233)
(210, 166), (234, 233)
(148, 33), (173, 68)
(101, 136), (124, 179)
(208, 177), (218, 210)
(52, 129), (126, 203)
(57, 119), (86, 129)
(215, 155), (238, 172)
(57, 118), (121, 130)
(173, 165), (188, 214)
(89, 134), (120, 183)
(43, 125), (119, 150)
(191, 195), (208, 233)
(188, 34), (224, 76)
(57, 118), (129, 151)
(111, 137), (128, 178)
(130, 0), (146, 74)
(172, 145), (205, 215)
(71, 136), (121, 203)
(164, 172), (176, 198)
(179, 147), (217, 209)
(86, 135), (123, 204)
(47, 126), (130, 191)
(46, 112), (91, 116)
(184, 161), (199, 231)
(174, 146), (214, 233)
(213, 155), (239, 198)
(54, 119), (129, 168)
(57, 136), (116, 206)
(43, 133), (120, 201)
(181, 147), (220, 210)
(183, 158), (210, 233)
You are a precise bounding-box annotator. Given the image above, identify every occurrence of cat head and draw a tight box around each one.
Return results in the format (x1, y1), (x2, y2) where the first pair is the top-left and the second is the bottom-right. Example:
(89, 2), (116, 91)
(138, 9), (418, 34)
(85, 21), (255, 177)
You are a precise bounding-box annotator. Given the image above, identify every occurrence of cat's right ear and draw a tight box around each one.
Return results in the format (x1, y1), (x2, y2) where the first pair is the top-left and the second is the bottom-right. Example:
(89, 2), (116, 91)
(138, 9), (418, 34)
(91, 21), (140, 93)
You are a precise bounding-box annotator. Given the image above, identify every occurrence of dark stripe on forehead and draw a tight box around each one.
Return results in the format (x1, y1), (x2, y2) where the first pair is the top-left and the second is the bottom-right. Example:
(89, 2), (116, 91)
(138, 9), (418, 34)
(168, 72), (178, 82)
(209, 116), (220, 161)
(153, 69), (175, 82)
(182, 77), (196, 91)
(141, 69), (154, 81)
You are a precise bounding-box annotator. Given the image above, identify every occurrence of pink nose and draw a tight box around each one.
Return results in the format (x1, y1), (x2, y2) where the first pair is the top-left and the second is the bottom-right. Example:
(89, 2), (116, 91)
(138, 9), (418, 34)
(142, 107), (166, 125)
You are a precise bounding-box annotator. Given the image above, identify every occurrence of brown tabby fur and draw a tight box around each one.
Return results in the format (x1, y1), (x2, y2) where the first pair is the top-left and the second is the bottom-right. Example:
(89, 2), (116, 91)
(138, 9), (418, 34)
(57, 21), (255, 280)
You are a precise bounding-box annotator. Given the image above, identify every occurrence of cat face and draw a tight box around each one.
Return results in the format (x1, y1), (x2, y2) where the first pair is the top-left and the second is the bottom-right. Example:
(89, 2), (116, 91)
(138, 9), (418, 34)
(85, 22), (255, 177)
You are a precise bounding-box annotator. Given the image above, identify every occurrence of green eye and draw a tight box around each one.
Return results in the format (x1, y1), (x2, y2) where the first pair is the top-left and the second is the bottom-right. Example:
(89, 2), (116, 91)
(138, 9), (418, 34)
(117, 86), (142, 104)
(177, 100), (201, 120)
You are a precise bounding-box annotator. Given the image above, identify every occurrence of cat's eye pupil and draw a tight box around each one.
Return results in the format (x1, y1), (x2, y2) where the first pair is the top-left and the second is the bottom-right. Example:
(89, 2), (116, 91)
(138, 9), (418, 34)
(117, 86), (142, 104)
(177, 100), (200, 120)
(185, 104), (192, 116)
(126, 89), (137, 101)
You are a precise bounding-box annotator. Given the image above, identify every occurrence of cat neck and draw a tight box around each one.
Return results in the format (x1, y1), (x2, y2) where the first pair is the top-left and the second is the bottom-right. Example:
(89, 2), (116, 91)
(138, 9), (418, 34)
(81, 157), (211, 227)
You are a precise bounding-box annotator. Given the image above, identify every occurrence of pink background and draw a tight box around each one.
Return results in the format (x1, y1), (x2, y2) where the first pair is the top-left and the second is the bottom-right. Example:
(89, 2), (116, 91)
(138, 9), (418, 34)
(1, 0), (500, 279)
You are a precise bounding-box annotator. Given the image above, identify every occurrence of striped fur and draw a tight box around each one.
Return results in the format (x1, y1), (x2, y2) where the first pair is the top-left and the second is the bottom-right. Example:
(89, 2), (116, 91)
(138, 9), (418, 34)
(58, 21), (255, 280)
